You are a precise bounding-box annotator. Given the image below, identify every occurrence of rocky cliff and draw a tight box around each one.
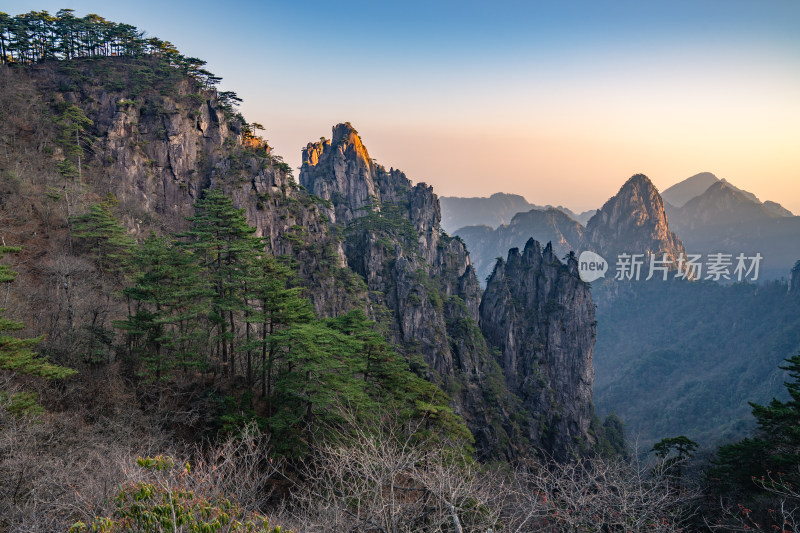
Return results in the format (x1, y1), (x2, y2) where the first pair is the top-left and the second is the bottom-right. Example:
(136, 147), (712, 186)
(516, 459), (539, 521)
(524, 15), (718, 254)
(454, 207), (585, 284)
(300, 123), (600, 460)
(480, 240), (596, 460)
(584, 174), (685, 265)
(301, 124), (526, 458)
(9, 58), (361, 318)
(2, 58), (602, 462)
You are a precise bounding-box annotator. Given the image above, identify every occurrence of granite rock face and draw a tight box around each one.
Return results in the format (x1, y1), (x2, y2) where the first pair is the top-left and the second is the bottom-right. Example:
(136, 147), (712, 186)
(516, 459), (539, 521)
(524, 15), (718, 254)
(22, 59), (358, 317)
(17, 55), (603, 462)
(301, 124), (598, 460)
(585, 174), (685, 265)
(300, 123), (379, 224)
(480, 240), (596, 460)
(301, 125), (510, 454)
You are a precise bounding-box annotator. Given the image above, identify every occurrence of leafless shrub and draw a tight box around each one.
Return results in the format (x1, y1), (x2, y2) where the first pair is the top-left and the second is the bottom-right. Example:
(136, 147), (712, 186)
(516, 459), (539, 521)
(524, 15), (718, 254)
(708, 468), (800, 533)
(501, 454), (698, 533)
(1, 385), (699, 533)
(284, 409), (697, 533)
(187, 423), (284, 513)
(287, 409), (502, 533)
(0, 408), (159, 532)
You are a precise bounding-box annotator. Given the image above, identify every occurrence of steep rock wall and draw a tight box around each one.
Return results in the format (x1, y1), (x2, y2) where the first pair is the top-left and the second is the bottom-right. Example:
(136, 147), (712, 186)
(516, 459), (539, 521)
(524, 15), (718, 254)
(481, 239), (596, 460)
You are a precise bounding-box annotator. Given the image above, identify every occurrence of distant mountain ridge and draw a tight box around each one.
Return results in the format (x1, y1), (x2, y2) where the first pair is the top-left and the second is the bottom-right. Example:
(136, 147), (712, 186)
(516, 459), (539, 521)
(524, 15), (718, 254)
(454, 208), (585, 282)
(450, 172), (797, 282)
(662, 172), (793, 217)
(453, 174), (686, 286)
(661, 172), (720, 207)
(447, 170), (800, 453)
(666, 180), (800, 279)
(440, 193), (595, 233)
(440, 193), (537, 232)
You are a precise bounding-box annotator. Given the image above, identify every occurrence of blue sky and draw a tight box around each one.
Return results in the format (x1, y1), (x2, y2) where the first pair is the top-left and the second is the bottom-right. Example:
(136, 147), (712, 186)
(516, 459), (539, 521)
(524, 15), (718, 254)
(5, 1), (800, 212)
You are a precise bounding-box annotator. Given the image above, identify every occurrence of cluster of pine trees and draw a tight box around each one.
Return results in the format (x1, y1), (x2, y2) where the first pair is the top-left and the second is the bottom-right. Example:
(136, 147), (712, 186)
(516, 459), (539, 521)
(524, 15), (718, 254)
(2, 10), (186, 68)
(0, 10), (246, 111)
(68, 190), (470, 456)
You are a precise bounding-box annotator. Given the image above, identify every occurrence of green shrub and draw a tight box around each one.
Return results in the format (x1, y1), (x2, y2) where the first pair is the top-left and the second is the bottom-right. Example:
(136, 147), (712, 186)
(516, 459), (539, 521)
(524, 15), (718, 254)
(69, 455), (288, 533)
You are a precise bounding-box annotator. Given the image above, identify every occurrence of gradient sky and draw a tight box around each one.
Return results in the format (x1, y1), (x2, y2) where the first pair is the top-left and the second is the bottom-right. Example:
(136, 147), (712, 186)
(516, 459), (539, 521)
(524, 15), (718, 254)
(7, 0), (800, 213)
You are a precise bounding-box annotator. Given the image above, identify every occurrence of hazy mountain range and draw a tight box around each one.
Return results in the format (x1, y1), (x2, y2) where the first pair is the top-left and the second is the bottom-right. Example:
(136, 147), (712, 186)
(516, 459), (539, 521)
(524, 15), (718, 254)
(445, 172), (799, 282)
(446, 172), (800, 447)
(662, 171), (793, 217)
(664, 174), (799, 280)
(440, 193), (595, 233)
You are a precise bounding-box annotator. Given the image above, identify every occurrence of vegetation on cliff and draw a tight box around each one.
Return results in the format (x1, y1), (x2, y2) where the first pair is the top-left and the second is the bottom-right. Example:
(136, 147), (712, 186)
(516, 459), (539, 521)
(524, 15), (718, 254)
(2, 8), (775, 532)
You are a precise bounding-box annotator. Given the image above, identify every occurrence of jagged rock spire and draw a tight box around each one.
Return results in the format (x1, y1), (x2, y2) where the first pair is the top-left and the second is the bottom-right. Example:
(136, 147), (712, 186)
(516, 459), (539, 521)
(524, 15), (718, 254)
(481, 238), (596, 461)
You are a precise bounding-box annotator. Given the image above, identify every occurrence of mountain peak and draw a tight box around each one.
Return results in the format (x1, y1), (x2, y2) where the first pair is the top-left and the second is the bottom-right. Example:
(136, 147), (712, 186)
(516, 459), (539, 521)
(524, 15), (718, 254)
(661, 172), (720, 207)
(677, 180), (781, 225)
(625, 172), (657, 189)
(300, 123), (381, 223)
(712, 179), (743, 195)
(585, 174), (685, 262)
(489, 192), (528, 202)
(332, 122), (371, 162)
(696, 180), (765, 207)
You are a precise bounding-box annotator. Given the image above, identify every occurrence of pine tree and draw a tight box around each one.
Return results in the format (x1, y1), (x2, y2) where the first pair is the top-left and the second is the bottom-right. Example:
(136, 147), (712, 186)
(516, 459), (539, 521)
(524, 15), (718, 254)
(329, 309), (471, 445)
(268, 320), (372, 455)
(115, 234), (210, 382)
(0, 246), (75, 379)
(710, 353), (800, 491)
(652, 435), (698, 482)
(180, 189), (264, 376)
(70, 200), (134, 276)
(266, 308), (473, 456)
(241, 253), (314, 397)
(54, 103), (92, 180)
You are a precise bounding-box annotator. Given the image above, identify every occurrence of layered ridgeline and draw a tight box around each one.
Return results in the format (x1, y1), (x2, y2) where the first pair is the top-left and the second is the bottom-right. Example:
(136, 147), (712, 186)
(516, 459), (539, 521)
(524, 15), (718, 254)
(453, 174), (684, 284)
(573, 175), (800, 449)
(300, 123), (605, 460)
(439, 193), (536, 233)
(451, 171), (799, 284)
(449, 171), (800, 449)
(439, 192), (596, 234)
(663, 175), (800, 280)
(454, 208), (585, 284)
(0, 47), (610, 462)
(662, 171), (793, 215)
